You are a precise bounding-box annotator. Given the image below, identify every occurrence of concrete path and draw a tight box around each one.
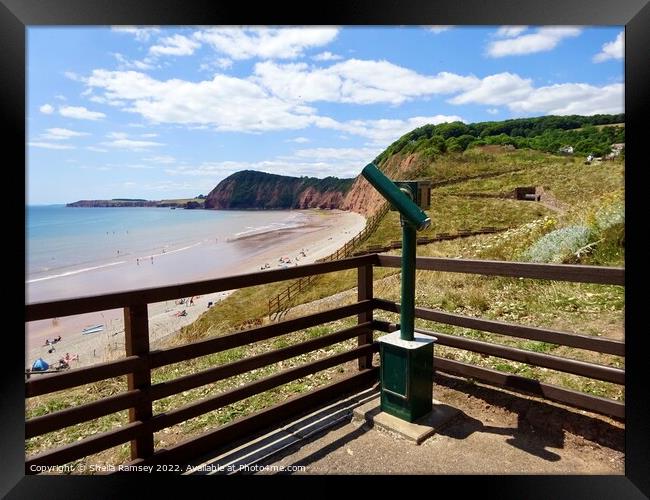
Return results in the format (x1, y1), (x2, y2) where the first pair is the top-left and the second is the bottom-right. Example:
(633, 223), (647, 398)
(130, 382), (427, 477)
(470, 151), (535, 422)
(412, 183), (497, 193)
(185, 372), (624, 475)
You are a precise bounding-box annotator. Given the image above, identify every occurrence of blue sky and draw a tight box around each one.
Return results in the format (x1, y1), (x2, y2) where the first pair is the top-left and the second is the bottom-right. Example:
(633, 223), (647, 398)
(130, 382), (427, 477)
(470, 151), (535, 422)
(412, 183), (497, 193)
(27, 26), (624, 204)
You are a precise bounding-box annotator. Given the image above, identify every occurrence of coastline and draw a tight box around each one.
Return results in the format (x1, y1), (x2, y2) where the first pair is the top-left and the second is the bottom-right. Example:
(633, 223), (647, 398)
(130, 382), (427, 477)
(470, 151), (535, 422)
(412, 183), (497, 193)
(26, 209), (366, 370)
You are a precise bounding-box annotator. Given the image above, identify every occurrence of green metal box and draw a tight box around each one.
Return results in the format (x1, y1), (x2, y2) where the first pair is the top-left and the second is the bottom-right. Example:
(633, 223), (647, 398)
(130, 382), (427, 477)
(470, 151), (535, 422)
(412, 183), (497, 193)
(378, 331), (436, 422)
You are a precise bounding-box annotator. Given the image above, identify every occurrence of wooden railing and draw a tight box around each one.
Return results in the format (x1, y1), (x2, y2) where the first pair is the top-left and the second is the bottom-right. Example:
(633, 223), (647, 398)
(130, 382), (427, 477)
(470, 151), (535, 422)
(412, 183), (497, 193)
(373, 255), (625, 419)
(25, 253), (625, 472)
(25, 255), (379, 470)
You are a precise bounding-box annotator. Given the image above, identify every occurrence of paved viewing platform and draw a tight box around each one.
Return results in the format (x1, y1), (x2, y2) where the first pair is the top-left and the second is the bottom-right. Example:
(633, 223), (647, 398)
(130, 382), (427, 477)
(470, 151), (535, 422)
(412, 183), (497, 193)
(185, 372), (624, 475)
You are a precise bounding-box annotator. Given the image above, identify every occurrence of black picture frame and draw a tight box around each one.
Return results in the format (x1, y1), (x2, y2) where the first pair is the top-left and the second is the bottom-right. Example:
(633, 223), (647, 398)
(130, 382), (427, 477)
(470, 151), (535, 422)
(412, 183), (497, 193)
(3, 0), (648, 497)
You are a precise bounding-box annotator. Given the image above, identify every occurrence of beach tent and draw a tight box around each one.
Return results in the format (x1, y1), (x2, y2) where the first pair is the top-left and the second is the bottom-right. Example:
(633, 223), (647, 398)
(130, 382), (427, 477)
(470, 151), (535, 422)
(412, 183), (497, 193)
(32, 357), (49, 371)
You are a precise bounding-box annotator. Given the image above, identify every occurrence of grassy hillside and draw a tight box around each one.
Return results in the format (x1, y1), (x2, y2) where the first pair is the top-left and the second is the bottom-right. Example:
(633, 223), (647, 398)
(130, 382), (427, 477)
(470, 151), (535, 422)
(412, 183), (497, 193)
(27, 131), (624, 470)
(374, 114), (624, 164)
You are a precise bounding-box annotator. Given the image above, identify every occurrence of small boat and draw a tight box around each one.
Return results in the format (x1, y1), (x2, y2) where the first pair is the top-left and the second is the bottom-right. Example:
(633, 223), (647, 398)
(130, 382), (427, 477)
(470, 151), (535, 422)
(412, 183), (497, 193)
(82, 324), (104, 335)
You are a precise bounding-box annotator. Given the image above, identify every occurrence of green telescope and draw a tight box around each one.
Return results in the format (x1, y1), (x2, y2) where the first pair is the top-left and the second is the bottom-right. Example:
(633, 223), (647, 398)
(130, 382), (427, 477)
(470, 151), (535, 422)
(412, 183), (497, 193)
(361, 163), (431, 231)
(361, 162), (436, 422)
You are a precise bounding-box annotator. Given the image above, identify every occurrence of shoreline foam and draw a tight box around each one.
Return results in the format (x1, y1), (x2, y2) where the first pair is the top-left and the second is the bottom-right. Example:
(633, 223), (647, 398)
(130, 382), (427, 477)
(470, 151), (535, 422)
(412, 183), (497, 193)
(26, 209), (366, 370)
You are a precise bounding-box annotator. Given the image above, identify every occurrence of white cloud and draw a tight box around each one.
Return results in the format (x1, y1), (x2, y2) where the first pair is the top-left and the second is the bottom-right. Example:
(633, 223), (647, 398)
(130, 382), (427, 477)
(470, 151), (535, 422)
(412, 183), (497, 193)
(144, 155), (176, 164)
(111, 26), (160, 42)
(313, 51), (343, 61)
(106, 132), (128, 140)
(509, 82), (624, 115)
(123, 164), (155, 169)
(40, 104), (54, 114)
(193, 27), (339, 60)
(448, 71), (623, 116)
(86, 146), (109, 152)
(216, 57), (233, 69)
(29, 142), (75, 150)
(199, 58), (234, 73)
(166, 160), (252, 178)
(64, 71), (82, 82)
(495, 26), (528, 38)
(85, 69), (318, 132)
(102, 138), (164, 151)
(289, 147), (380, 162)
(55, 94), (67, 101)
(139, 180), (204, 193)
(41, 128), (90, 140)
(100, 132), (164, 151)
(286, 137), (310, 143)
(82, 66), (468, 141)
(317, 115), (466, 146)
(87, 94), (126, 107)
(141, 133), (158, 138)
(486, 108), (499, 115)
(593, 32), (624, 63)
(149, 34), (200, 56)
(59, 105), (106, 120)
(487, 26), (581, 57)
(78, 165), (111, 171)
(449, 72), (533, 106)
(428, 26), (453, 34)
(113, 53), (156, 71)
(253, 59), (479, 105)
(167, 155), (364, 180)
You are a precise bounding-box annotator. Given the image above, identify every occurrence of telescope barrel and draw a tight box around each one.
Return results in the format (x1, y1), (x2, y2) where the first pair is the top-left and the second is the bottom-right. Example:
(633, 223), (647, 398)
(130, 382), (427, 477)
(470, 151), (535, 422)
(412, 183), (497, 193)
(361, 163), (431, 230)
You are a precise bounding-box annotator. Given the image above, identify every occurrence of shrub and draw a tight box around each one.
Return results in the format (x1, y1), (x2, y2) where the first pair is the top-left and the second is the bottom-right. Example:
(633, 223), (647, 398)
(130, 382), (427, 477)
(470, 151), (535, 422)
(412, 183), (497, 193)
(524, 225), (592, 263)
(593, 203), (624, 232)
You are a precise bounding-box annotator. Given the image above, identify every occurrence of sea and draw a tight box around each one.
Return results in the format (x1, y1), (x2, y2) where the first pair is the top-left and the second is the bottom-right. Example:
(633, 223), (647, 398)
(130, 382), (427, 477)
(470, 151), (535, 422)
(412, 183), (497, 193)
(26, 205), (310, 302)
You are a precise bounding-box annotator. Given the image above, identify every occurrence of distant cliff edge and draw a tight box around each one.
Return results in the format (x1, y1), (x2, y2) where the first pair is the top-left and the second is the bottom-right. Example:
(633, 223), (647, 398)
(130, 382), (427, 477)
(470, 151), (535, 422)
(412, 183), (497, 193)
(66, 198), (205, 208)
(204, 170), (354, 210)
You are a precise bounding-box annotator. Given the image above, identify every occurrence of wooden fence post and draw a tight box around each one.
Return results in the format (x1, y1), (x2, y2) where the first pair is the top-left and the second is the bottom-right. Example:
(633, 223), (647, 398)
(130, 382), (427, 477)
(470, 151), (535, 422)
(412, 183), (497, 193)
(357, 264), (374, 370)
(124, 304), (154, 460)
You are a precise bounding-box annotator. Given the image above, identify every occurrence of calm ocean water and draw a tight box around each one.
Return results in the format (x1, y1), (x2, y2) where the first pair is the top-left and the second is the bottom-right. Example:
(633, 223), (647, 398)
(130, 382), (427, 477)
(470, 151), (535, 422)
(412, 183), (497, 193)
(26, 205), (308, 284)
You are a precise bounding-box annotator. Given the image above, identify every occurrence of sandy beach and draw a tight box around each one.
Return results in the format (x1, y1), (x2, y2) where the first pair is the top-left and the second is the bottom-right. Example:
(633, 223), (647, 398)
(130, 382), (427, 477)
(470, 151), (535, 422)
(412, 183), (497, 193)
(26, 209), (366, 370)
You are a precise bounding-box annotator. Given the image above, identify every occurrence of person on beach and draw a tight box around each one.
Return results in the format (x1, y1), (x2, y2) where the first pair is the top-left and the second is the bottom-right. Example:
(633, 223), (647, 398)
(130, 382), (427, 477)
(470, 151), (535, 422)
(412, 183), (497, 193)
(151, 256), (154, 264)
(136, 258), (139, 265)
(189, 296), (195, 306)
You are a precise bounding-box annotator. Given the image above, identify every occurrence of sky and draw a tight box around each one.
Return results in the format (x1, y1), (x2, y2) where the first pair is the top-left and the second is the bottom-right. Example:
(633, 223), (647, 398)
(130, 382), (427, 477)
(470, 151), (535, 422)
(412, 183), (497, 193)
(27, 26), (624, 204)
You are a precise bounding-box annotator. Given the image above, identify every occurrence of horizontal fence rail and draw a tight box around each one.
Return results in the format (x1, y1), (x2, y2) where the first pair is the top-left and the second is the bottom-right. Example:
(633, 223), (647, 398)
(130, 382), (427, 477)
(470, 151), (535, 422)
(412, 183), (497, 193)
(373, 320), (624, 419)
(149, 300), (372, 368)
(374, 299), (625, 357)
(128, 368), (379, 467)
(26, 254), (379, 321)
(149, 322), (372, 401)
(434, 357), (624, 420)
(26, 356), (141, 398)
(377, 255), (625, 285)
